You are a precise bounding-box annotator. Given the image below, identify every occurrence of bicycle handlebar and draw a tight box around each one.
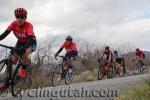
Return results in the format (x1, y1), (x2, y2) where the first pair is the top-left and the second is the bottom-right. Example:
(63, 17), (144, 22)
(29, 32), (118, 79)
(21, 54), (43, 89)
(55, 55), (65, 60)
(57, 55), (64, 58)
(0, 44), (16, 51)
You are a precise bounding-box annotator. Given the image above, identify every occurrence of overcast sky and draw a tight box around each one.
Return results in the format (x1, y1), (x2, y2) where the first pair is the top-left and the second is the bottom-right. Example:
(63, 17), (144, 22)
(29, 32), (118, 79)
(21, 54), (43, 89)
(0, 0), (150, 50)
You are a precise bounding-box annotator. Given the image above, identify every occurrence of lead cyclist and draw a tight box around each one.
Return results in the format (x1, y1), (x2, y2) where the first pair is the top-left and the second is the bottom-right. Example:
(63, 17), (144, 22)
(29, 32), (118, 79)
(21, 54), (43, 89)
(0, 8), (37, 89)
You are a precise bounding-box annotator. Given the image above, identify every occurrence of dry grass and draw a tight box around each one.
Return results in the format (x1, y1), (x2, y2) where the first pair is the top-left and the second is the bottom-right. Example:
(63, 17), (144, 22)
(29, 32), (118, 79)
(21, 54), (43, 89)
(119, 78), (150, 100)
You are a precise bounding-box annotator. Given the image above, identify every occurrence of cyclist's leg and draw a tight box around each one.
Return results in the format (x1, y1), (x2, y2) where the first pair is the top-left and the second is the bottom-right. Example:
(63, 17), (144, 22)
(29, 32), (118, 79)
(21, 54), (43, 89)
(12, 41), (21, 64)
(68, 51), (78, 66)
(116, 58), (122, 68)
(12, 54), (19, 65)
(19, 44), (36, 78)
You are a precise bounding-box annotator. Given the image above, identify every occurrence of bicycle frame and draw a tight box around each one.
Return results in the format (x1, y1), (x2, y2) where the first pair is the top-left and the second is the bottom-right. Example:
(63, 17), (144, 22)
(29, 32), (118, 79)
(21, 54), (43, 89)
(98, 59), (112, 75)
(0, 44), (25, 83)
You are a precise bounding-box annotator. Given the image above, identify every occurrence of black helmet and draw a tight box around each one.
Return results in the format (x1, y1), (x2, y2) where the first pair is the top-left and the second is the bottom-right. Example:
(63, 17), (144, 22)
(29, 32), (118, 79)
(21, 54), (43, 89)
(105, 46), (110, 50)
(113, 50), (118, 54)
(66, 35), (73, 41)
(136, 48), (140, 51)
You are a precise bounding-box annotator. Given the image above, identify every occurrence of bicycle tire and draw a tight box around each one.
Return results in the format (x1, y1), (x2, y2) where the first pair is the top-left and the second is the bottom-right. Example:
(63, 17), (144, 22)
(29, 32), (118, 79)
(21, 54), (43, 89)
(65, 66), (74, 85)
(107, 65), (113, 79)
(98, 65), (104, 80)
(11, 63), (28, 97)
(52, 64), (62, 87)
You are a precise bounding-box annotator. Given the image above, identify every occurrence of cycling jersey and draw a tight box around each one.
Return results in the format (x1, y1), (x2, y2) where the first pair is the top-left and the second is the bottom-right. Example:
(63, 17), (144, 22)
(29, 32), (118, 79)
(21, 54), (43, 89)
(100, 50), (113, 61)
(113, 53), (122, 60)
(135, 51), (145, 58)
(61, 42), (77, 53)
(7, 20), (35, 43)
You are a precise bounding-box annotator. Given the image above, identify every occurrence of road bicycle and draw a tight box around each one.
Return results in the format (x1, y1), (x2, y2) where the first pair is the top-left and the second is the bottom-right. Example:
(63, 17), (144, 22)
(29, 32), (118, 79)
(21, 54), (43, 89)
(132, 58), (145, 75)
(97, 59), (114, 80)
(0, 44), (30, 97)
(52, 55), (74, 87)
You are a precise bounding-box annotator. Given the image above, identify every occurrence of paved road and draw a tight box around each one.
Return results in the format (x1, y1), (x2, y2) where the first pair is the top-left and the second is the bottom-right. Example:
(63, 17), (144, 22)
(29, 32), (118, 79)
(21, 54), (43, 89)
(1, 74), (150, 100)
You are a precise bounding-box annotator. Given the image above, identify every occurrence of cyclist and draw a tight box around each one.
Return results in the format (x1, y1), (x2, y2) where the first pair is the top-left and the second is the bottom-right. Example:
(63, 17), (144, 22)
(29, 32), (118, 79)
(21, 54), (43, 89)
(98, 46), (113, 75)
(113, 50), (123, 76)
(135, 48), (145, 66)
(98, 46), (113, 63)
(113, 51), (122, 65)
(55, 35), (78, 62)
(55, 36), (78, 78)
(0, 8), (37, 89)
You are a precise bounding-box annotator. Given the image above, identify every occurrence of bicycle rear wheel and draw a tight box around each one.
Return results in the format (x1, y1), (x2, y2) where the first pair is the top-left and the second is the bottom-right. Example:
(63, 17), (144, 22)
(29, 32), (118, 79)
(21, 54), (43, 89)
(65, 67), (74, 85)
(52, 64), (62, 87)
(11, 64), (28, 97)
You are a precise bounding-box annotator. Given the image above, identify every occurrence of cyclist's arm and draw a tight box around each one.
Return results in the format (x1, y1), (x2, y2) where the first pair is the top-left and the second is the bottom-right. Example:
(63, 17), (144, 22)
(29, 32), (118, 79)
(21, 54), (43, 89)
(99, 52), (104, 60)
(56, 48), (63, 55)
(55, 42), (66, 55)
(0, 30), (11, 40)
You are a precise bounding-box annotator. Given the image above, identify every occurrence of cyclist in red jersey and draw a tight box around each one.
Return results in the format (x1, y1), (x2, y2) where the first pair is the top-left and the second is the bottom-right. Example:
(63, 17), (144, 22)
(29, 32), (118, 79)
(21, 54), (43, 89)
(98, 46), (113, 62)
(135, 48), (145, 66)
(55, 36), (78, 61)
(135, 48), (145, 59)
(0, 8), (37, 89)
(97, 46), (113, 73)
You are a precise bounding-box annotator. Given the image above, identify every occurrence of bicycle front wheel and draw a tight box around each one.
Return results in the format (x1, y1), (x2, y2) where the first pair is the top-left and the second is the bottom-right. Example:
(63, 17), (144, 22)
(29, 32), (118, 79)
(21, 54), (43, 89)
(52, 64), (62, 87)
(98, 65), (104, 80)
(11, 64), (29, 97)
(0, 59), (8, 80)
(0, 59), (9, 95)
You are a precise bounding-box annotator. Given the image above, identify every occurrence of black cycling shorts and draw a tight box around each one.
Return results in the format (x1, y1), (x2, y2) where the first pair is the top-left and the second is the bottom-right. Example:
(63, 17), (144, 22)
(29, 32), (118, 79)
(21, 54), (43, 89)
(15, 40), (37, 55)
(64, 50), (78, 61)
(116, 58), (122, 64)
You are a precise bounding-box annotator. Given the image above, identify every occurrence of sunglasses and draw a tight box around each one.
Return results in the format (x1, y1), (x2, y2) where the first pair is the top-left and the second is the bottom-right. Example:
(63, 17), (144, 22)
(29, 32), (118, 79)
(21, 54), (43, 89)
(16, 16), (26, 19)
(66, 39), (72, 41)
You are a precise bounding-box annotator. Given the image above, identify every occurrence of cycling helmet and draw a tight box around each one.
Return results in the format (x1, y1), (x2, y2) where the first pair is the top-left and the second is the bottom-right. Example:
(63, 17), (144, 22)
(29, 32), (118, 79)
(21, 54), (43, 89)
(105, 46), (110, 50)
(66, 35), (73, 41)
(14, 8), (27, 17)
(136, 48), (140, 51)
(113, 50), (118, 54)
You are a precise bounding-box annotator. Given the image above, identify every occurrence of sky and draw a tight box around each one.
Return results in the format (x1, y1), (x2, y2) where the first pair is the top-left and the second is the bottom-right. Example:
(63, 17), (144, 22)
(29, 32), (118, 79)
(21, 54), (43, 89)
(0, 0), (150, 50)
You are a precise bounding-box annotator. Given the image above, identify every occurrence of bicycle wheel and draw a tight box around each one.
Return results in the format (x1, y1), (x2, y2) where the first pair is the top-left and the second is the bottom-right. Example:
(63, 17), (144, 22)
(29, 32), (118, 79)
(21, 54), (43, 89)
(132, 65), (137, 75)
(11, 63), (28, 97)
(65, 67), (74, 85)
(107, 65), (113, 79)
(52, 64), (62, 87)
(98, 65), (104, 80)
(139, 65), (144, 74)
(0, 59), (7, 73)
(0, 59), (9, 95)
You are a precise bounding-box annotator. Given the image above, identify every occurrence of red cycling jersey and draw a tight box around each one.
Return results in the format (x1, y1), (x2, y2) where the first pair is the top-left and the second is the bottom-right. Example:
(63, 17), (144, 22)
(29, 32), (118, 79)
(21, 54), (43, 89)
(100, 50), (113, 61)
(136, 51), (145, 58)
(7, 20), (35, 43)
(61, 42), (77, 53)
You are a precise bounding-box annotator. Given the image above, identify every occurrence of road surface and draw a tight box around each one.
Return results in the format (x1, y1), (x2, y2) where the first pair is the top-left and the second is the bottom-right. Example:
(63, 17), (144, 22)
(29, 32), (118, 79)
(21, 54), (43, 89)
(1, 74), (150, 100)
